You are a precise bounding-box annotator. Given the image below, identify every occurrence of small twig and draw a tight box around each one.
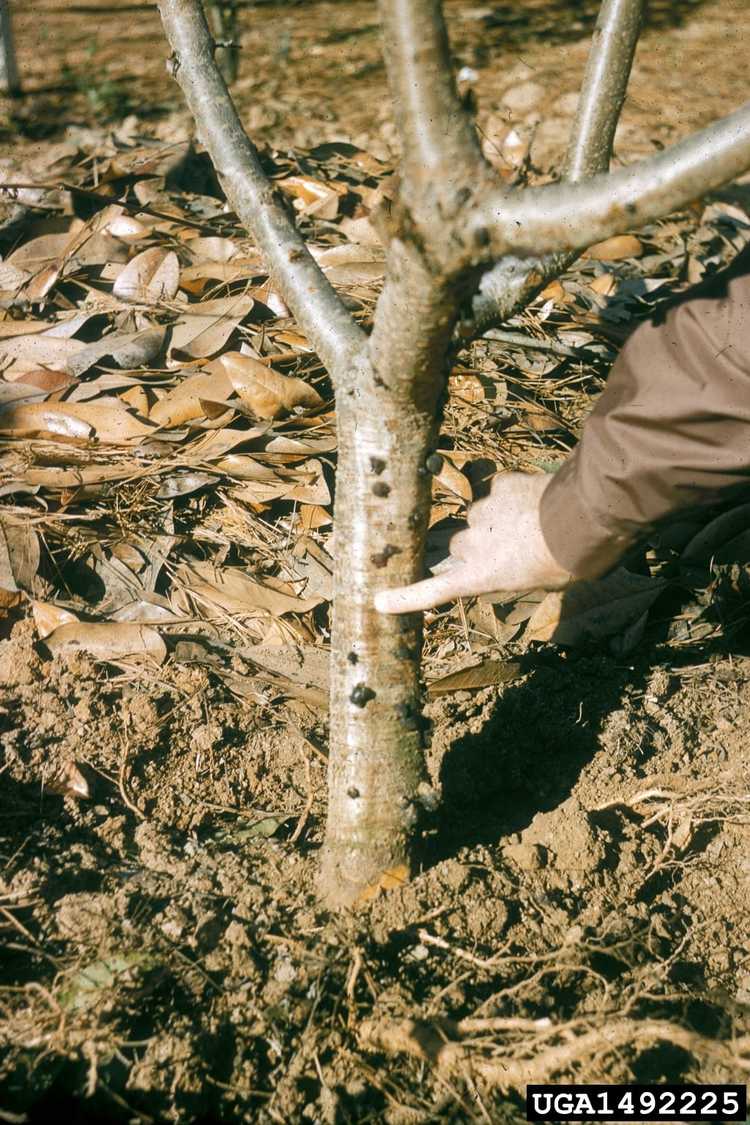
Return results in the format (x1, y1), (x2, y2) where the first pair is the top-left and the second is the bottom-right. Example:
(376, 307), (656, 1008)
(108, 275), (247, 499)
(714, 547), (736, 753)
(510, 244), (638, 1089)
(483, 328), (587, 358)
(289, 749), (314, 845)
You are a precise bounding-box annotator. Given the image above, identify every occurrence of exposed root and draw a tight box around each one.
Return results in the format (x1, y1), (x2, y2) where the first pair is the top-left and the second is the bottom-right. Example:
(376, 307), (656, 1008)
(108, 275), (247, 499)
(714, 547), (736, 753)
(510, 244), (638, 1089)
(359, 1017), (750, 1091)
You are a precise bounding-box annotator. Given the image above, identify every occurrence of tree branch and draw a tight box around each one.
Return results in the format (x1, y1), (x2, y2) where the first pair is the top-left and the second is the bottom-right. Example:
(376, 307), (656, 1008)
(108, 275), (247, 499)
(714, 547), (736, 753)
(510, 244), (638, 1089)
(565, 0), (643, 180)
(157, 0), (365, 382)
(379, 0), (482, 188)
(464, 0), (644, 336)
(474, 101), (750, 261)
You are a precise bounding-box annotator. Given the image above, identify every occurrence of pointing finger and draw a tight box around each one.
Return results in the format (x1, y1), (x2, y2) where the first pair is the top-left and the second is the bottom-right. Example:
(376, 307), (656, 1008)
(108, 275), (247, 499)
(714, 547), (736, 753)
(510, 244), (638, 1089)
(374, 567), (475, 614)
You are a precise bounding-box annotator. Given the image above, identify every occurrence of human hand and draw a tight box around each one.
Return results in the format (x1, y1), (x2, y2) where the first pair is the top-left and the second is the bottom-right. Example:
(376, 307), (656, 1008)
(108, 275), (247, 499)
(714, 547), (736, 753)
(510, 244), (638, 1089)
(374, 472), (573, 614)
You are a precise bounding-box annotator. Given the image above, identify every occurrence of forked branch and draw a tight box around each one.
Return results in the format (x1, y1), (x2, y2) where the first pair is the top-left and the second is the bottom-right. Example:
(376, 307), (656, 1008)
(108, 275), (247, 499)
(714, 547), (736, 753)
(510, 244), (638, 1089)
(565, 0), (643, 180)
(467, 0), (644, 334)
(473, 101), (750, 261)
(157, 0), (365, 381)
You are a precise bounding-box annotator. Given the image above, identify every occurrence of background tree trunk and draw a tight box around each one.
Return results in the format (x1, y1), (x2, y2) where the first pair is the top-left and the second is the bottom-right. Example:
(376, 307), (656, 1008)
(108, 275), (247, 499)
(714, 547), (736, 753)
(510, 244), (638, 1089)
(0, 1), (20, 97)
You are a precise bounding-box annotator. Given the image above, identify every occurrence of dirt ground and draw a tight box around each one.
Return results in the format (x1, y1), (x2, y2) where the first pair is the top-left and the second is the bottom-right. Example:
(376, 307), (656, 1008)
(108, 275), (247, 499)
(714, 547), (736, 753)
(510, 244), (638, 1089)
(1, 0), (750, 1122)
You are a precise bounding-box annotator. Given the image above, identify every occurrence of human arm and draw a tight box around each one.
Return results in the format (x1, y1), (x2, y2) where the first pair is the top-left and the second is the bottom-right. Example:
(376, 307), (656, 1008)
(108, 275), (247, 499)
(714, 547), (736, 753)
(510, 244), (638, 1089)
(375, 250), (750, 614)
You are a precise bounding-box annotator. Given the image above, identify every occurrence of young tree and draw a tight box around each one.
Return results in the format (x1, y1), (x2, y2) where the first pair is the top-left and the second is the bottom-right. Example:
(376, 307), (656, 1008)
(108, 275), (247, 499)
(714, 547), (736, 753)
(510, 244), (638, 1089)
(0, 1), (20, 97)
(157, 0), (750, 906)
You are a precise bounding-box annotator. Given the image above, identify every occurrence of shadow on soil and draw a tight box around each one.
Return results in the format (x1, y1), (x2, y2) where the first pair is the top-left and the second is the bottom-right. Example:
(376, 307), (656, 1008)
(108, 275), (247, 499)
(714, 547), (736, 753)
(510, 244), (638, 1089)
(432, 650), (651, 861)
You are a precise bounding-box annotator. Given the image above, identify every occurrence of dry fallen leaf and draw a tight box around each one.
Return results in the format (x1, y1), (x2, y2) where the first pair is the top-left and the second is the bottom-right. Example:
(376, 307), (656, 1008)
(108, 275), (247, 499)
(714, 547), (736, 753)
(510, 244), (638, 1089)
(0, 399), (154, 442)
(169, 295), (255, 360)
(526, 570), (667, 646)
(113, 247), (180, 304)
(210, 351), (324, 420)
(44, 622), (167, 663)
(150, 368), (233, 427)
(584, 234), (643, 261)
(427, 659), (521, 696)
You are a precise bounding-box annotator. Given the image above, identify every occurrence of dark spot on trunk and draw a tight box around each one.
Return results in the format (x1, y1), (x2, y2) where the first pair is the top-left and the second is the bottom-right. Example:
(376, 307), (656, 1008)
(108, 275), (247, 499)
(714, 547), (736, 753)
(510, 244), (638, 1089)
(408, 510), (421, 529)
(350, 683), (376, 708)
(372, 481), (391, 497)
(347, 786), (360, 799)
(425, 452), (443, 474)
(473, 224), (490, 248)
(369, 457), (386, 475)
(347, 651), (359, 665)
(395, 699), (421, 731)
(371, 544), (402, 568)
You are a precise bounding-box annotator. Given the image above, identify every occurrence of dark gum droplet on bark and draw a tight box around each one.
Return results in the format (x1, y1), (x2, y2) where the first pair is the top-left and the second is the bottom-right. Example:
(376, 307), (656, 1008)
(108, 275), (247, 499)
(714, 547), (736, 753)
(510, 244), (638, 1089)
(350, 683), (376, 708)
(372, 481), (391, 497)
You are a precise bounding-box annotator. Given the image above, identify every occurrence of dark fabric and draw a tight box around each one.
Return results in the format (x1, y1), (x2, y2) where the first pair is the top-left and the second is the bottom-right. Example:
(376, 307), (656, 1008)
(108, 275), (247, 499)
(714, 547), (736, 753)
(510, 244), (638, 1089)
(540, 250), (750, 578)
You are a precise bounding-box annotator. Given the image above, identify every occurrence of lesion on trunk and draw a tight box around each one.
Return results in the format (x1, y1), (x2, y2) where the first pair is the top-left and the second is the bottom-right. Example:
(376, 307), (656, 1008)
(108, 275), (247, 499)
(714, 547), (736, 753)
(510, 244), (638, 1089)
(320, 405), (438, 906)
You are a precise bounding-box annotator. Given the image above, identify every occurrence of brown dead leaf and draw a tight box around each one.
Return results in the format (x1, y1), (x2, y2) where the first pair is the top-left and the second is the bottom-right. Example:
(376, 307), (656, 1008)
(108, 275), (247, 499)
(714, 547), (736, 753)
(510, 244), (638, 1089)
(150, 369), (233, 427)
(113, 247), (180, 305)
(427, 659), (521, 696)
(526, 570), (666, 645)
(210, 352), (324, 420)
(46, 760), (91, 800)
(44, 622), (167, 663)
(31, 600), (79, 639)
(0, 400), (154, 442)
(584, 234), (643, 261)
(356, 864), (409, 904)
(169, 295), (255, 360)
(433, 458), (472, 503)
(0, 516), (39, 596)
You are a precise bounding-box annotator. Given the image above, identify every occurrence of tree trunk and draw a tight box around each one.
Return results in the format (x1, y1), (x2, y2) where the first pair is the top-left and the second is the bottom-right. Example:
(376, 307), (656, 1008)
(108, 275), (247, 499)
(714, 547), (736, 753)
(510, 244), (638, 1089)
(321, 404), (434, 905)
(0, 1), (20, 97)
(321, 253), (458, 906)
(204, 1), (239, 85)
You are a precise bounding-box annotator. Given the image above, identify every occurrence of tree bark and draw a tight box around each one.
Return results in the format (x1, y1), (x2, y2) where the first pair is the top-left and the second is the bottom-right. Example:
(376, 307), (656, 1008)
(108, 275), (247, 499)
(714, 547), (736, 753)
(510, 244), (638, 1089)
(321, 244), (460, 906)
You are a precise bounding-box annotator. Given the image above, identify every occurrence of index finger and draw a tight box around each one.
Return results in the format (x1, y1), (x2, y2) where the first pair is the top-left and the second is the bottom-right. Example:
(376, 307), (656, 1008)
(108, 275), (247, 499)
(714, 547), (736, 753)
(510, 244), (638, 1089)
(374, 566), (475, 614)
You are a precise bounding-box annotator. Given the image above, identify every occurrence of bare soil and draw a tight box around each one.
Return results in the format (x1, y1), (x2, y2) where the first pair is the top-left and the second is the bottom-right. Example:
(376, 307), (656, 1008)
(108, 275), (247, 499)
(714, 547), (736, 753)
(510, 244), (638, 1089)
(1, 1), (750, 1122)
